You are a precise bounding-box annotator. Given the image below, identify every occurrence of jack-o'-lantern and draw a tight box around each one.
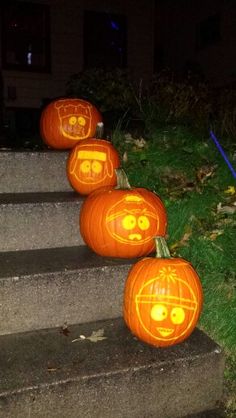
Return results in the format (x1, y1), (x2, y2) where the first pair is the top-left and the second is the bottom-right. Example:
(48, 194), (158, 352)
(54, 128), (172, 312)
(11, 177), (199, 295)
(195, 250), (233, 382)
(123, 236), (203, 347)
(67, 138), (120, 195)
(79, 169), (167, 258)
(40, 98), (103, 149)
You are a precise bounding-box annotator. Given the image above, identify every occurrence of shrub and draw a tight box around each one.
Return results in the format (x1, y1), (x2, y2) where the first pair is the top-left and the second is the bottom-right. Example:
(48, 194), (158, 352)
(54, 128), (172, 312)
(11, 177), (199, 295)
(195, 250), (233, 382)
(66, 68), (135, 113)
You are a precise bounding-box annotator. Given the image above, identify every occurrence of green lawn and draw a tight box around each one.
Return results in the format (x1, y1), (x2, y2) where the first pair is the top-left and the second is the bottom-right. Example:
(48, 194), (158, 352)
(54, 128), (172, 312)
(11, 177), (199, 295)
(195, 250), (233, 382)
(113, 125), (236, 417)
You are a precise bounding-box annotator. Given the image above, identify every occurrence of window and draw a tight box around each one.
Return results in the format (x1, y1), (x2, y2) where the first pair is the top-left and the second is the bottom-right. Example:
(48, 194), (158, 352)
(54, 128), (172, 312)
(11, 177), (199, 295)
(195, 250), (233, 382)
(196, 14), (221, 50)
(1, 1), (50, 72)
(84, 11), (127, 69)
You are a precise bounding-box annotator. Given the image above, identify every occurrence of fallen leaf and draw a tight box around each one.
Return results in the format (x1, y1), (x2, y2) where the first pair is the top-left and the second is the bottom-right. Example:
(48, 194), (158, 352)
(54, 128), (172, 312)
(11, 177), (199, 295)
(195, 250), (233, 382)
(196, 164), (217, 183)
(208, 229), (224, 240)
(86, 329), (107, 343)
(47, 367), (58, 373)
(170, 228), (192, 253)
(47, 362), (59, 372)
(224, 186), (236, 195)
(122, 151), (128, 163)
(217, 202), (236, 214)
(133, 137), (147, 149)
(124, 132), (134, 143)
(72, 328), (107, 343)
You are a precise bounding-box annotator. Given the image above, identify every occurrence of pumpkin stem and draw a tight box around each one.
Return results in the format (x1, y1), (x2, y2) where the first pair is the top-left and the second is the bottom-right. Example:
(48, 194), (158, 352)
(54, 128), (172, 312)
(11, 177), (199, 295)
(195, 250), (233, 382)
(115, 168), (132, 190)
(154, 236), (171, 258)
(95, 122), (104, 139)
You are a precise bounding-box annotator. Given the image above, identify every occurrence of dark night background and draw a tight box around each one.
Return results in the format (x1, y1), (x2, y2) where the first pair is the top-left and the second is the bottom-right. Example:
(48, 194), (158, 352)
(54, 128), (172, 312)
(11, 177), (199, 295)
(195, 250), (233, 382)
(0, 0), (236, 147)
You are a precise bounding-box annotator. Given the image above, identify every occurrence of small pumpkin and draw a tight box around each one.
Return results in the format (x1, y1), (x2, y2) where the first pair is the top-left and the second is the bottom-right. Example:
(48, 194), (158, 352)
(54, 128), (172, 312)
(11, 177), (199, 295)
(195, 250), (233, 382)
(67, 138), (120, 195)
(40, 98), (103, 149)
(123, 236), (203, 347)
(79, 169), (167, 258)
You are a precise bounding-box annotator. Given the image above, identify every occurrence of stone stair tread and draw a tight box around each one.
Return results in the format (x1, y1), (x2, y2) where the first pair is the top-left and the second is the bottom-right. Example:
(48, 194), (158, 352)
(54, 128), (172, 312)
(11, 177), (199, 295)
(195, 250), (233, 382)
(0, 191), (83, 205)
(0, 191), (85, 251)
(0, 246), (136, 335)
(0, 150), (72, 193)
(0, 245), (134, 278)
(0, 317), (224, 418)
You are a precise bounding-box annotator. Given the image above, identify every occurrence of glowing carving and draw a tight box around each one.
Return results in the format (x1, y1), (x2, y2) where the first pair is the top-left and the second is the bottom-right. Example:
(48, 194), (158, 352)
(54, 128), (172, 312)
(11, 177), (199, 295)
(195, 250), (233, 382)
(135, 266), (198, 343)
(123, 237), (203, 347)
(79, 170), (167, 257)
(106, 194), (159, 245)
(69, 144), (114, 185)
(40, 98), (103, 149)
(67, 139), (120, 195)
(55, 102), (92, 140)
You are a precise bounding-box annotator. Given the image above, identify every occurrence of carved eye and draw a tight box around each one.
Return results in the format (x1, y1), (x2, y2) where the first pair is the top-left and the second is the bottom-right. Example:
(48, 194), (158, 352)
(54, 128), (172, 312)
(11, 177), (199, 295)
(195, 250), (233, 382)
(122, 215), (136, 230)
(78, 116), (86, 126)
(151, 304), (168, 321)
(80, 160), (91, 173)
(92, 161), (102, 174)
(171, 307), (185, 324)
(138, 215), (150, 231)
(69, 116), (77, 125)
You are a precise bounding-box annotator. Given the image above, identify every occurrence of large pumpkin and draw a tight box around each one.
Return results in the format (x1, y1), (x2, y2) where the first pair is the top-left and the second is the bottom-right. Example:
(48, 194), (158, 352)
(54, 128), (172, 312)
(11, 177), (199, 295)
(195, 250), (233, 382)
(40, 98), (103, 149)
(79, 169), (167, 258)
(67, 138), (120, 195)
(123, 236), (203, 347)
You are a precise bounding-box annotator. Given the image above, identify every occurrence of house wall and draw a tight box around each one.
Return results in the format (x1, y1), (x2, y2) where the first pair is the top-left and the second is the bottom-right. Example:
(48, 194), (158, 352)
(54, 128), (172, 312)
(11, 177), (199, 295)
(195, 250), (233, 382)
(1, 0), (155, 109)
(155, 0), (236, 86)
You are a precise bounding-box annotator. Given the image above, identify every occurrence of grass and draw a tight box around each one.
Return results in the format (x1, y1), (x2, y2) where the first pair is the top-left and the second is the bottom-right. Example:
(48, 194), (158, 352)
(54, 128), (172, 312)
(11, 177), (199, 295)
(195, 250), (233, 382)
(112, 124), (236, 417)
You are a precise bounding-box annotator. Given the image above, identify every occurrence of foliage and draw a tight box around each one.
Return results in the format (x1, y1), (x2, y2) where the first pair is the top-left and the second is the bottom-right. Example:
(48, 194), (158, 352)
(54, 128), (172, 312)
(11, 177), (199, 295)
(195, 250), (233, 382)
(66, 68), (236, 142)
(66, 68), (135, 113)
(112, 124), (235, 417)
(136, 69), (212, 133)
(216, 86), (236, 139)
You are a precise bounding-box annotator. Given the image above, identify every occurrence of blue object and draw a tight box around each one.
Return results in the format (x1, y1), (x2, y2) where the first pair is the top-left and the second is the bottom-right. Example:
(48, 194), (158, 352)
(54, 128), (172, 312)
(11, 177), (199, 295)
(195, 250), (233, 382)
(110, 20), (119, 31)
(209, 130), (236, 180)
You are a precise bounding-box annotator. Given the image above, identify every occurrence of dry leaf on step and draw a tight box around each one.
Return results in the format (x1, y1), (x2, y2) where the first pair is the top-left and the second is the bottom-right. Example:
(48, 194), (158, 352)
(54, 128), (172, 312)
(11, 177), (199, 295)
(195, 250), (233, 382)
(72, 328), (107, 343)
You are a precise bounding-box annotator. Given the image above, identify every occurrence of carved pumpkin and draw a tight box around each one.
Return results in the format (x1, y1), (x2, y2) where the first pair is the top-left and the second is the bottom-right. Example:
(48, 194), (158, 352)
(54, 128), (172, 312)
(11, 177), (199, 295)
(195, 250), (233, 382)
(67, 138), (120, 195)
(79, 169), (167, 258)
(40, 98), (103, 149)
(123, 236), (203, 347)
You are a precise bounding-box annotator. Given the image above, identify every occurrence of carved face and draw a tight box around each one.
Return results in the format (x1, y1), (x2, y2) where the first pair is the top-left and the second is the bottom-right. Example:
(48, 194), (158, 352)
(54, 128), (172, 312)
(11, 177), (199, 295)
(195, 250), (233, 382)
(70, 145), (114, 184)
(67, 139), (120, 195)
(106, 194), (159, 245)
(55, 101), (92, 140)
(123, 258), (203, 347)
(40, 98), (103, 149)
(136, 268), (199, 343)
(79, 183), (167, 258)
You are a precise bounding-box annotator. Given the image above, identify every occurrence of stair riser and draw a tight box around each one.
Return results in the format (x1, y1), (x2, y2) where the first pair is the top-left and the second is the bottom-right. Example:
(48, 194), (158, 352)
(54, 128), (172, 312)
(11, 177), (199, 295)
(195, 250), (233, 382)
(0, 350), (224, 418)
(0, 151), (72, 193)
(0, 201), (84, 251)
(0, 265), (131, 335)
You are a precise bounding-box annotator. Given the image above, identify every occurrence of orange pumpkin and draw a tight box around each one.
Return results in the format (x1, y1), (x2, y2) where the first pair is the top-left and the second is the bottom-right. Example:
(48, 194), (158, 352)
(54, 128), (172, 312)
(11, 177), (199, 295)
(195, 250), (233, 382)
(67, 138), (120, 195)
(123, 236), (203, 347)
(79, 169), (167, 258)
(40, 98), (103, 149)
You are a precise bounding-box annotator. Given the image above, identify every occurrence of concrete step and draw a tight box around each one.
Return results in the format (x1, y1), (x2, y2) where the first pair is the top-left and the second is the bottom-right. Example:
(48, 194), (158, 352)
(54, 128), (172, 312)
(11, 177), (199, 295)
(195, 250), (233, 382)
(0, 192), (84, 251)
(0, 317), (224, 418)
(0, 151), (72, 193)
(0, 246), (135, 335)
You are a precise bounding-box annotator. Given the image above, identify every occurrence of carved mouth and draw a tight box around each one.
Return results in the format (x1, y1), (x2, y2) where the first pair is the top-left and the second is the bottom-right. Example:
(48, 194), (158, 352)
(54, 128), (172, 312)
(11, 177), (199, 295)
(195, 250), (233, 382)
(157, 327), (174, 337)
(62, 121), (86, 139)
(128, 233), (142, 241)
